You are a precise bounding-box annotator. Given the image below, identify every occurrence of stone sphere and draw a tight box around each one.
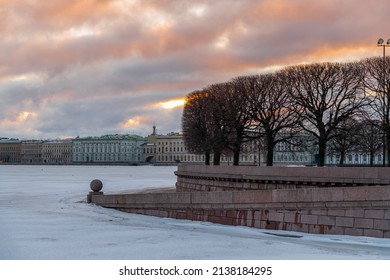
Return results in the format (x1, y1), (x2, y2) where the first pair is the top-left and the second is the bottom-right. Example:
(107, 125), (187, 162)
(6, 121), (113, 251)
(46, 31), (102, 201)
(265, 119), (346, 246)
(90, 179), (103, 192)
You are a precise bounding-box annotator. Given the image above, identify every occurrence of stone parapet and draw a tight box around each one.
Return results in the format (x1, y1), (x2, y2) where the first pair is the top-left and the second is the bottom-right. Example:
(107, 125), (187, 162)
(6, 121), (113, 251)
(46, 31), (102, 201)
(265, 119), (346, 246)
(175, 165), (390, 192)
(91, 184), (390, 238)
(89, 166), (390, 238)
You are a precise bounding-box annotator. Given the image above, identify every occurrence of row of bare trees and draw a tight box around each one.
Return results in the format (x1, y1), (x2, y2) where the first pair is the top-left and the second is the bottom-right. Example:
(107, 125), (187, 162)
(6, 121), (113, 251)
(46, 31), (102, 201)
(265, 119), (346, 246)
(182, 57), (390, 166)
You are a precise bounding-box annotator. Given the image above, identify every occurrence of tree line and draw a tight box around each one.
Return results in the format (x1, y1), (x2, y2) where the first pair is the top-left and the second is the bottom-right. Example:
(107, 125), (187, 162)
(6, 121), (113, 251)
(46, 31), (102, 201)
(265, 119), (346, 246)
(182, 57), (390, 167)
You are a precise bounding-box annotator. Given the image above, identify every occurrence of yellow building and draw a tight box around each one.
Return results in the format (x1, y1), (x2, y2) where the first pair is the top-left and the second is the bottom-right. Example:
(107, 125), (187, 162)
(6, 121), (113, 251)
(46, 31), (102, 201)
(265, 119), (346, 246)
(0, 139), (21, 163)
(141, 126), (206, 164)
(42, 140), (73, 164)
(21, 140), (43, 164)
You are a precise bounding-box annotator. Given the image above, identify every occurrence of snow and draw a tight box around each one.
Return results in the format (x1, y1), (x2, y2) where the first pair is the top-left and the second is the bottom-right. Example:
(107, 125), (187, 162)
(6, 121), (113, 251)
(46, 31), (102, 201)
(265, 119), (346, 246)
(1, 165), (390, 260)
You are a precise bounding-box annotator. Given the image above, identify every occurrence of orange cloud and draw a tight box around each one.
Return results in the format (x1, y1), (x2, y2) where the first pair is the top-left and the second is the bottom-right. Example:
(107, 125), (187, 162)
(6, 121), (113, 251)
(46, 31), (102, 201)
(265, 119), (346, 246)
(157, 99), (185, 110)
(0, 110), (36, 128)
(122, 116), (142, 127)
(121, 116), (151, 129)
(29, 0), (118, 27)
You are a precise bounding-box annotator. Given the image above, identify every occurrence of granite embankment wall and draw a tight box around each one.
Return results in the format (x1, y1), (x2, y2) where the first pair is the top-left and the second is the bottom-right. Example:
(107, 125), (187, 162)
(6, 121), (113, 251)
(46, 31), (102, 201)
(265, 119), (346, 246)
(90, 165), (390, 238)
(175, 165), (390, 192)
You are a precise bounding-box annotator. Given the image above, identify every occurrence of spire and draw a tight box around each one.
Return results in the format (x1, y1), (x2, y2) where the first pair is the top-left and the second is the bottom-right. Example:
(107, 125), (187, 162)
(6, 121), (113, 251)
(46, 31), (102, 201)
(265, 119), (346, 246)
(153, 124), (156, 135)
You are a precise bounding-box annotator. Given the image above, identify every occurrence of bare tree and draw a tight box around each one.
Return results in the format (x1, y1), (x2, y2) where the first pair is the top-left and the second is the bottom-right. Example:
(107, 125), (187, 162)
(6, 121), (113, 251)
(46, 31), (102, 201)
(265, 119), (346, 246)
(286, 62), (367, 166)
(182, 90), (212, 165)
(327, 117), (360, 165)
(355, 119), (383, 166)
(226, 79), (258, 165)
(204, 83), (231, 165)
(205, 81), (253, 165)
(363, 56), (390, 166)
(243, 72), (300, 166)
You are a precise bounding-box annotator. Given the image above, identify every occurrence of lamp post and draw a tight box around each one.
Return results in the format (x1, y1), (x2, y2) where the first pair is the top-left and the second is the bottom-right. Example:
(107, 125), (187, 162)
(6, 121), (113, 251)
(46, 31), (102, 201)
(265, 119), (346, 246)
(378, 38), (390, 166)
(377, 38), (390, 58)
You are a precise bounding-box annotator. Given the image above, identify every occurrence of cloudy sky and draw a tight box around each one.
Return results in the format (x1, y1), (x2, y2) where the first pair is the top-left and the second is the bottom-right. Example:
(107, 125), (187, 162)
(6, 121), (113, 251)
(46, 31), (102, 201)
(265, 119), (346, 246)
(0, 0), (389, 139)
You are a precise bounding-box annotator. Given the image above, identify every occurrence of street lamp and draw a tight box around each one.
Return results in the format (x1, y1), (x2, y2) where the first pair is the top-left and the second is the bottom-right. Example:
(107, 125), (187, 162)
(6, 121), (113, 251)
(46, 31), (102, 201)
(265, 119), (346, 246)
(378, 38), (390, 166)
(377, 38), (390, 58)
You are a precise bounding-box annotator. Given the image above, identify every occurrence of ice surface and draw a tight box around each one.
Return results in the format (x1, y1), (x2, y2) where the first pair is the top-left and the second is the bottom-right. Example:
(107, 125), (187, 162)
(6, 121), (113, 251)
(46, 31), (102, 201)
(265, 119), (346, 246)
(1, 165), (390, 260)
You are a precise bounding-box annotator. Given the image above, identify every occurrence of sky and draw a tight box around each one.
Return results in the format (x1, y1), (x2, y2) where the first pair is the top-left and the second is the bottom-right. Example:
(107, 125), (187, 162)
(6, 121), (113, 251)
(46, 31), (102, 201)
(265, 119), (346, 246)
(0, 0), (389, 139)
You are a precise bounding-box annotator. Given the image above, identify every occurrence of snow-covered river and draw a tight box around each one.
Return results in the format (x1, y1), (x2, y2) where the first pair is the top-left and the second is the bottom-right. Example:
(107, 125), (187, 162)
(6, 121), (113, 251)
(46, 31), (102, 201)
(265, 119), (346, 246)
(1, 165), (390, 260)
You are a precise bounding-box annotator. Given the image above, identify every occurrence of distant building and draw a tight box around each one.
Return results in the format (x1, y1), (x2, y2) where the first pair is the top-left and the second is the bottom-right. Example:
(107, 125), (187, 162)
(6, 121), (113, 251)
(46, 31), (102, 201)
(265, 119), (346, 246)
(21, 140), (43, 164)
(0, 139), (21, 163)
(326, 151), (383, 166)
(142, 127), (318, 166)
(141, 126), (205, 164)
(273, 133), (315, 166)
(42, 140), (73, 164)
(0, 128), (387, 166)
(72, 134), (145, 164)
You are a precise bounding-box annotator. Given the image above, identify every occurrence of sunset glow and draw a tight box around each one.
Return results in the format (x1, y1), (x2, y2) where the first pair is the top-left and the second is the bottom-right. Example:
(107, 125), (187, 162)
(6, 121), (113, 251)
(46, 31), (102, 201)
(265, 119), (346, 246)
(122, 116), (143, 128)
(215, 35), (230, 49)
(159, 99), (185, 110)
(19, 111), (34, 121)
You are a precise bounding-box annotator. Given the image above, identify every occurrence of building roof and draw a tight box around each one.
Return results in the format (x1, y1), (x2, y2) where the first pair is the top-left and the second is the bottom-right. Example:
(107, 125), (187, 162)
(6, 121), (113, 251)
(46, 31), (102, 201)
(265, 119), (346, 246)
(0, 138), (21, 144)
(73, 134), (145, 141)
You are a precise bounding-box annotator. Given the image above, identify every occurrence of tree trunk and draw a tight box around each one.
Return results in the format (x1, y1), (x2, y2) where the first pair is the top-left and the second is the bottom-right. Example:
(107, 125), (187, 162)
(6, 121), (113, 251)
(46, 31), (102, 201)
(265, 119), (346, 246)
(233, 147), (240, 166)
(318, 139), (327, 167)
(213, 150), (221, 165)
(339, 150), (345, 166)
(265, 135), (275, 166)
(369, 150), (374, 166)
(205, 151), (210, 165)
(266, 147), (274, 166)
(387, 132), (390, 167)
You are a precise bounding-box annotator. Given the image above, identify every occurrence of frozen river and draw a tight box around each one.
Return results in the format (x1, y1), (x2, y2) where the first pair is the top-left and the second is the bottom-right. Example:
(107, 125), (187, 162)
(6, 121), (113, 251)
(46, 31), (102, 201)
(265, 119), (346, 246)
(1, 165), (390, 260)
